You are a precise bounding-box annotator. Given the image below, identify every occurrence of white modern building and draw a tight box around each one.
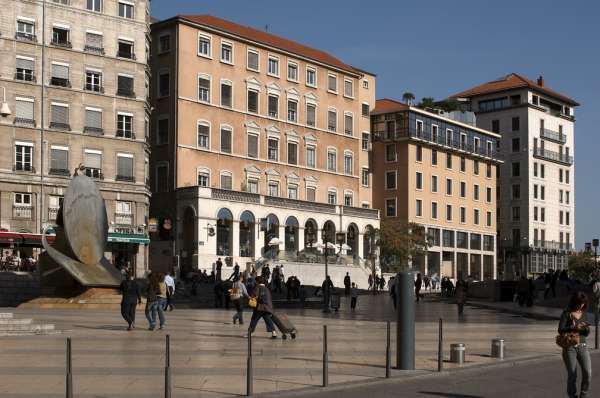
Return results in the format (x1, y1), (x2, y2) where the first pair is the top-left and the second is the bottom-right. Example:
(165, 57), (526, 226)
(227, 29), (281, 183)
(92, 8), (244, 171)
(453, 73), (578, 277)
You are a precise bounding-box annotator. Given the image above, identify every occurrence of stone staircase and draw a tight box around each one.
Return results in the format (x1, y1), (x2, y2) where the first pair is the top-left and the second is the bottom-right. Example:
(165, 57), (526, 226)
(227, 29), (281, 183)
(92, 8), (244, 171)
(0, 312), (58, 336)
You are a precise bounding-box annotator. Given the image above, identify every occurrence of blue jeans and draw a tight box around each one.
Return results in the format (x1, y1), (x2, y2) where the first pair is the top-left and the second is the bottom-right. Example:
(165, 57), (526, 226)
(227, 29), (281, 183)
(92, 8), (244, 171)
(248, 310), (274, 333)
(145, 299), (166, 328)
(563, 344), (592, 397)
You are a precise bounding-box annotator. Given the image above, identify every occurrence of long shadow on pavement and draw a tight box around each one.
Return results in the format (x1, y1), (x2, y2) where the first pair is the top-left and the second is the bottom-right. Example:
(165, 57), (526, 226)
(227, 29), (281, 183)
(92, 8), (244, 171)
(419, 392), (484, 398)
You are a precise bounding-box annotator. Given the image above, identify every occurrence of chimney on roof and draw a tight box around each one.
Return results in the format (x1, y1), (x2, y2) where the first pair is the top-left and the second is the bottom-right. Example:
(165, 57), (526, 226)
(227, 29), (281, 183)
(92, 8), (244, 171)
(537, 75), (544, 87)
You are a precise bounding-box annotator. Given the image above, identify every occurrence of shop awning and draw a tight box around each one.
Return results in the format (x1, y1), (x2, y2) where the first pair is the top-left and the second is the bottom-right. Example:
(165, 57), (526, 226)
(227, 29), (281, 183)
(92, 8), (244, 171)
(107, 232), (150, 245)
(0, 231), (55, 247)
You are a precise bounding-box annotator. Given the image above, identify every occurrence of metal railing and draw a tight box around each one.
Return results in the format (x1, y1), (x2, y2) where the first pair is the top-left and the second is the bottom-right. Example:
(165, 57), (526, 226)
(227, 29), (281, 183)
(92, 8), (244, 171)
(49, 122), (71, 131)
(83, 126), (104, 135)
(84, 45), (105, 55)
(48, 207), (59, 221)
(15, 32), (36, 42)
(533, 147), (573, 165)
(49, 168), (70, 176)
(51, 38), (72, 48)
(50, 77), (71, 88)
(13, 205), (33, 219)
(13, 118), (35, 127)
(540, 128), (567, 143)
(117, 50), (136, 60)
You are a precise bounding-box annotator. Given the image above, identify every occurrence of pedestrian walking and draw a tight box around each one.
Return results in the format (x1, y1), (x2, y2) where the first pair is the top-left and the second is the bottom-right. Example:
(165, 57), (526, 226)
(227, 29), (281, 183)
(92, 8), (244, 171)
(216, 258), (223, 281)
(350, 282), (358, 311)
(389, 277), (397, 309)
(344, 272), (351, 296)
(455, 279), (468, 316)
(558, 292), (592, 398)
(544, 270), (553, 299)
(119, 272), (141, 330)
(230, 276), (249, 325)
(164, 271), (176, 311)
(368, 274), (374, 291)
(145, 273), (166, 331)
(415, 273), (423, 302)
(214, 280), (224, 308)
(156, 273), (168, 329)
(247, 276), (277, 339)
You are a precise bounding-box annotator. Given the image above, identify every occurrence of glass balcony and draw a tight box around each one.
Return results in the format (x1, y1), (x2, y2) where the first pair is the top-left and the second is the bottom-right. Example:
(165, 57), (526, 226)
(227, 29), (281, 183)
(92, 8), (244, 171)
(533, 147), (573, 165)
(540, 128), (567, 143)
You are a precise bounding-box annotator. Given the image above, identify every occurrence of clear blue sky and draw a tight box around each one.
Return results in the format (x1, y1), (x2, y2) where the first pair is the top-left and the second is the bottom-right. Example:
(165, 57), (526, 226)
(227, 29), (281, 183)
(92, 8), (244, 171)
(152, 0), (599, 249)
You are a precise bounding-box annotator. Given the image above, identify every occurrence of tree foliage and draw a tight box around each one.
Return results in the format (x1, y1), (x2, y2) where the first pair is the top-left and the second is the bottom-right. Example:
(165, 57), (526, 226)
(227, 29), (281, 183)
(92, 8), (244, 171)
(415, 97), (462, 112)
(402, 92), (416, 104)
(568, 251), (597, 282)
(379, 221), (429, 272)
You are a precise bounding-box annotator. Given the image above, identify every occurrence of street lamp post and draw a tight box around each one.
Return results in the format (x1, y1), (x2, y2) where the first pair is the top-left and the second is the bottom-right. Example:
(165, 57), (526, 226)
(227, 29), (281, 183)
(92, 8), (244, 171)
(593, 239), (599, 350)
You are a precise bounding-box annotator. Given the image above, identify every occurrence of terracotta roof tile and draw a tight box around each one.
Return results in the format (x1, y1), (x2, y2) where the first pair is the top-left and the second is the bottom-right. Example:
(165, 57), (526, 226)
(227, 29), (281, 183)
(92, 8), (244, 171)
(176, 15), (365, 76)
(451, 73), (579, 106)
(372, 98), (410, 114)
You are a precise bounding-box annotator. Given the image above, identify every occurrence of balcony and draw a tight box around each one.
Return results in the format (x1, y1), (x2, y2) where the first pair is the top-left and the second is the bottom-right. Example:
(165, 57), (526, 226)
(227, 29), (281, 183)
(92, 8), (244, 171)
(13, 205), (33, 219)
(211, 188), (261, 204)
(15, 32), (36, 42)
(14, 72), (36, 82)
(13, 118), (35, 127)
(84, 45), (105, 55)
(116, 175), (135, 183)
(83, 126), (104, 135)
(49, 122), (71, 131)
(48, 207), (60, 222)
(50, 77), (71, 88)
(540, 128), (567, 144)
(533, 240), (573, 252)
(117, 50), (136, 60)
(116, 88), (135, 98)
(533, 147), (573, 165)
(13, 164), (35, 173)
(51, 38), (72, 48)
(49, 168), (70, 176)
(265, 195), (337, 214)
(84, 84), (104, 93)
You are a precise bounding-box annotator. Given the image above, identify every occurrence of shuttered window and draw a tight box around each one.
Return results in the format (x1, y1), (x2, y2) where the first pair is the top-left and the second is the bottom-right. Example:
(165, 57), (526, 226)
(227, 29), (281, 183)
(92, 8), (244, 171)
(117, 75), (133, 95)
(220, 173), (232, 190)
(287, 142), (297, 165)
(51, 104), (69, 125)
(220, 128), (232, 153)
(247, 90), (258, 113)
(51, 63), (69, 79)
(247, 134), (258, 158)
(220, 83), (232, 107)
(16, 57), (34, 71)
(344, 114), (353, 135)
(306, 104), (316, 127)
(247, 50), (259, 70)
(306, 187), (316, 202)
(15, 99), (34, 121)
(85, 32), (103, 48)
(85, 109), (102, 129)
(50, 148), (68, 172)
(84, 152), (101, 169)
(117, 155), (133, 178)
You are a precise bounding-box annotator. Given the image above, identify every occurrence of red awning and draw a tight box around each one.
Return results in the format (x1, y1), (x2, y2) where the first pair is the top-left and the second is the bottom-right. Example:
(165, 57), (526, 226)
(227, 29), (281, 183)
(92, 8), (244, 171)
(0, 231), (55, 247)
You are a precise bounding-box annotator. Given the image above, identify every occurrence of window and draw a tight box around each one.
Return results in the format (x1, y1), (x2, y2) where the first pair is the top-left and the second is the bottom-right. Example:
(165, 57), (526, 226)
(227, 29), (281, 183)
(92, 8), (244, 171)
(385, 171), (396, 190)
(416, 199), (423, 217)
(51, 26), (70, 47)
(287, 100), (298, 122)
(288, 185), (298, 199)
(85, 32), (103, 53)
(559, 189), (564, 203)
(268, 56), (279, 76)
(533, 184), (538, 199)
(362, 103), (369, 117)
(344, 153), (353, 175)
(512, 207), (520, 221)
(85, 69), (102, 92)
(155, 117), (168, 144)
(431, 149), (438, 165)
(541, 207), (545, 222)
(533, 162), (538, 177)
(118, 1), (133, 18)
(328, 190), (337, 205)
(362, 79), (369, 89)
(431, 175), (438, 193)
(306, 103), (316, 126)
(541, 185), (545, 200)
(116, 113), (133, 138)
(361, 168), (369, 187)
(306, 187), (316, 202)
(84, 108), (103, 134)
(15, 56), (35, 82)
(344, 79), (353, 97)
(431, 202), (438, 219)
(50, 63), (69, 87)
(566, 211), (570, 226)
(446, 178), (452, 195)
(386, 198), (396, 217)
(268, 138), (279, 161)
(344, 113), (353, 135)
(117, 40), (134, 59)
(361, 132), (369, 151)
(288, 142), (298, 165)
(386, 144), (396, 162)
(220, 82), (232, 108)
(220, 127), (232, 153)
(198, 34), (211, 57)
(159, 35), (170, 53)
(460, 156), (466, 172)
(446, 153), (452, 169)
(327, 109), (337, 132)
(566, 191), (570, 204)
(473, 184), (480, 201)
(158, 71), (169, 97)
(117, 74), (134, 97)
(14, 97), (34, 124)
(460, 207), (466, 223)
(327, 150), (337, 172)
(416, 172), (423, 190)
(486, 187), (492, 203)
(247, 89), (259, 113)
(15, 143), (33, 171)
(486, 211), (492, 227)
(220, 172), (233, 190)
(246, 178), (258, 193)
(198, 119), (210, 149)
(473, 160), (479, 175)
(327, 74), (337, 92)
(566, 170), (570, 184)
(16, 19), (35, 41)
(344, 192), (353, 207)
(534, 206), (539, 221)
(268, 95), (278, 118)
(247, 134), (258, 158)
(512, 184), (520, 199)
(446, 205), (452, 221)
(198, 76), (210, 102)
(247, 49), (259, 71)
(116, 154), (134, 182)
(511, 116), (520, 131)
(416, 145), (423, 162)
(268, 182), (279, 197)
(491, 120), (500, 134)
(14, 193), (32, 212)
(512, 162), (520, 177)
(512, 138), (520, 152)
(287, 62), (298, 81)
(460, 181), (466, 198)
(559, 169), (564, 183)
(541, 164), (545, 178)
(86, 0), (101, 11)
(486, 163), (492, 178)
(84, 150), (102, 178)
(220, 42), (233, 63)
(50, 103), (69, 129)
(559, 210), (564, 225)
(306, 146), (316, 168)
(306, 67), (316, 87)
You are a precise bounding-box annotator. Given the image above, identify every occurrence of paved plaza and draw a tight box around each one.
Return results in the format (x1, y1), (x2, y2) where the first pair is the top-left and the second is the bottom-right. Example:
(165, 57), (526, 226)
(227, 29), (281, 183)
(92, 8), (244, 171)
(0, 295), (580, 397)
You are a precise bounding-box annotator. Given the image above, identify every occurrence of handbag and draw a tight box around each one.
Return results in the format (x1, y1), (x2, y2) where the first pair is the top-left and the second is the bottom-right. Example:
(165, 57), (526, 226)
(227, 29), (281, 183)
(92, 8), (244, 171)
(248, 297), (257, 308)
(555, 314), (581, 348)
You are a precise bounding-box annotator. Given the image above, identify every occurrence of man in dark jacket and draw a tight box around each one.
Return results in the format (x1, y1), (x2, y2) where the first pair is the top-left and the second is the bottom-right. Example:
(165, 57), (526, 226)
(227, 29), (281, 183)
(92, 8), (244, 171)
(119, 273), (141, 330)
(247, 277), (277, 338)
(344, 273), (351, 296)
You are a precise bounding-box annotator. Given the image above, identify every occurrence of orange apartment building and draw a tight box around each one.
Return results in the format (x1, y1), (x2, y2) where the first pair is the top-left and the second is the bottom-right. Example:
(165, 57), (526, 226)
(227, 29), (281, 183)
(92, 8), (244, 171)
(149, 15), (379, 277)
(371, 99), (502, 280)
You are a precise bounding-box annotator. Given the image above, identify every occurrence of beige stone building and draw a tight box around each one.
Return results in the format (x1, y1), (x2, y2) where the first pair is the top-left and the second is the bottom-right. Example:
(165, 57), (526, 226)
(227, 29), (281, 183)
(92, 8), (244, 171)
(0, 0), (151, 276)
(149, 15), (379, 280)
(371, 99), (501, 280)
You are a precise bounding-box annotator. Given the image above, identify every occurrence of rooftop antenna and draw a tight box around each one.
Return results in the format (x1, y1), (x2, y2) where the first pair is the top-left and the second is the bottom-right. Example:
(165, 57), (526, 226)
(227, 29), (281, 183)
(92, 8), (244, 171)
(265, 24), (269, 32)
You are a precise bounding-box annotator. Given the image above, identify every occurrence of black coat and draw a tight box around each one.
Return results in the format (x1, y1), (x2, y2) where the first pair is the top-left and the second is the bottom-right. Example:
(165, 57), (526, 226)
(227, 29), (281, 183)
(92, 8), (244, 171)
(120, 279), (141, 304)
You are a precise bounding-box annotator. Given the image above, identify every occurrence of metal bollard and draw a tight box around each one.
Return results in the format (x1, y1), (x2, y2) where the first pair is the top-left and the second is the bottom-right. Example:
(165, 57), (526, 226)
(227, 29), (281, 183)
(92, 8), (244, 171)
(491, 338), (505, 359)
(165, 334), (171, 398)
(385, 321), (391, 378)
(450, 343), (465, 364)
(322, 325), (328, 387)
(247, 330), (253, 396)
(437, 318), (443, 372)
(66, 338), (73, 398)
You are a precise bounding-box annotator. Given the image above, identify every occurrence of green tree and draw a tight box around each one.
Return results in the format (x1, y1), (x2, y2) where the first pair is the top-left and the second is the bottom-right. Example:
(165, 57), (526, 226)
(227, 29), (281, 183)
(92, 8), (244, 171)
(418, 97), (436, 109)
(379, 221), (429, 273)
(402, 92), (416, 105)
(568, 251), (597, 282)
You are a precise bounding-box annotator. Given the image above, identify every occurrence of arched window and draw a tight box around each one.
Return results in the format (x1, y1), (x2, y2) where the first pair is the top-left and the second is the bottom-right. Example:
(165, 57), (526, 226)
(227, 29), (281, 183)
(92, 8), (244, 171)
(263, 213), (279, 258)
(304, 218), (318, 249)
(239, 210), (255, 258)
(285, 216), (299, 252)
(322, 220), (336, 256)
(347, 223), (359, 257)
(363, 225), (374, 260)
(216, 208), (233, 256)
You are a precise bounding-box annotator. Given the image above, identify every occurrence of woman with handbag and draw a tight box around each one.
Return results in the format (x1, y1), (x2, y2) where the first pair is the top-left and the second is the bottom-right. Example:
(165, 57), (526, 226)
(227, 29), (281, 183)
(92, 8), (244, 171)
(558, 291), (592, 398)
(230, 276), (249, 325)
(246, 276), (277, 339)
